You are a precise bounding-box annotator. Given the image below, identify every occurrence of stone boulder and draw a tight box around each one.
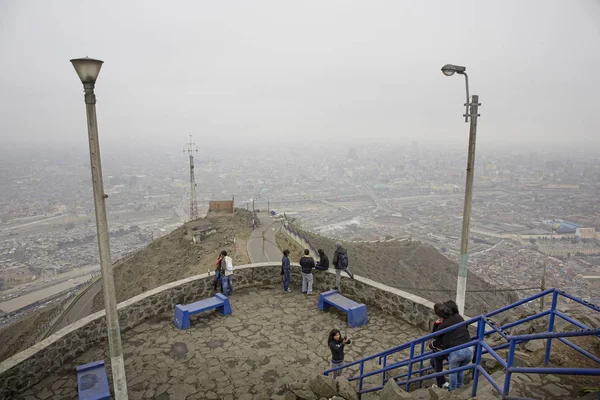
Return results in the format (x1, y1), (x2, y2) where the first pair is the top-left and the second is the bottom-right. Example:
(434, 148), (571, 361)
(310, 375), (338, 398)
(523, 339), (546, 353)
(336, 377), (358, 400)
(379, 379), (411, 399)
(289, 382), (318, 400)
(271, 392), (298, 400)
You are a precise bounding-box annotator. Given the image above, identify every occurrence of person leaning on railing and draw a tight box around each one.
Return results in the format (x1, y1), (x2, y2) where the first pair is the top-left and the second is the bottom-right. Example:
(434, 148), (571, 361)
(431, 303), (473, 392)
(428, 303), (449, 389)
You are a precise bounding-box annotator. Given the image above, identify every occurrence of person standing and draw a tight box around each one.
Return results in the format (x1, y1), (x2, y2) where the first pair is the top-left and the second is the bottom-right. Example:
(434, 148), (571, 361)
(315, 249), (329, 271)
(428, 303), (450, 389)
(328, 329), (351, 378)
(282, 249), (292, 293)
(431, 304), (472, 392)
(220, 250), (234, 296)
(213, 253), (224, 292)
(332, 242), (354, 290)
(299, 249), (315, 295)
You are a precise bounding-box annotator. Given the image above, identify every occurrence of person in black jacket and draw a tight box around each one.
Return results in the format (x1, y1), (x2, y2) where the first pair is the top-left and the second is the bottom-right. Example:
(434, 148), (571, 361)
(299, 249), (315, 295)
(328, 329), (351, 378)
(431, 304), (472, 392)
(315, 249), (329, 271)
(332, 242), (354, 290)
(428, 303), (449, 389)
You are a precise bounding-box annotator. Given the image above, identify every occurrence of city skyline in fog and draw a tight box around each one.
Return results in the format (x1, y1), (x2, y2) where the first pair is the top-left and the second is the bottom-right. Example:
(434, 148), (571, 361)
(1, 0), (600, 152)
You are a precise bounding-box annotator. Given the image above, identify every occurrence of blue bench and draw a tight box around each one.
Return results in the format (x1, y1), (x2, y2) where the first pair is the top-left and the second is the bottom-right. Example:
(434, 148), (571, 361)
(76, 360), (110, 400)
(318, 290), (368, 328)
(174, 293), (232, 330)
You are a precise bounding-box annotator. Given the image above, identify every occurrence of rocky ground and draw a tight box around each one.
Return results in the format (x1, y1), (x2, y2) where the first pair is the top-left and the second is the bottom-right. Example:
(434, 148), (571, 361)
(296, 227), (518, 316)
(0, 304), (59, 362)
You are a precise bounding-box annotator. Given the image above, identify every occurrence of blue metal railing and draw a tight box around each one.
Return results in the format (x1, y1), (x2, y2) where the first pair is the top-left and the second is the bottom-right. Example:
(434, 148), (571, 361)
(324, 288), (600, 399)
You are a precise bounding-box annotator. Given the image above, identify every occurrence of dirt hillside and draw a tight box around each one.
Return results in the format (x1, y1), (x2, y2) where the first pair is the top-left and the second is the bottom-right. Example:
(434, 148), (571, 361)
(296, 228), (518, 316)
(91, 209), (253, 311)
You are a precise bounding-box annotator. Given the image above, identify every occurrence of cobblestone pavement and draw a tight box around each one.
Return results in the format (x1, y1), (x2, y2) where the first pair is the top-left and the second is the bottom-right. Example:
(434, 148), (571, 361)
(21, 285), (426, 400)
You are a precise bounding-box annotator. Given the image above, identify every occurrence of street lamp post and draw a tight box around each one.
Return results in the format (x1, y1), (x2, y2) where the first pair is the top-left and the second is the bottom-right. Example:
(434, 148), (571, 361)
(70, 57), (128, 399)
(442, 64), (481, 315)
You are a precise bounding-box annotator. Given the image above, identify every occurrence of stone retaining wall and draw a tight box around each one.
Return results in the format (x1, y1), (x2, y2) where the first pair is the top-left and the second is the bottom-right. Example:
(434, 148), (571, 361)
(0, 262), (436, 398)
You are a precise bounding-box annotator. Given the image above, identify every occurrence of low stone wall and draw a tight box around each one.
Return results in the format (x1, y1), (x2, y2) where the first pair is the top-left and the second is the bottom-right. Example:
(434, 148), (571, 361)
(0, 262), (436, 398)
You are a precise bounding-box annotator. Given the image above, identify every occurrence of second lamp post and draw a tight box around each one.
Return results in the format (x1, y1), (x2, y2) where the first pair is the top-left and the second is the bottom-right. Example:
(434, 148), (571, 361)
(442, 64), (481, 316)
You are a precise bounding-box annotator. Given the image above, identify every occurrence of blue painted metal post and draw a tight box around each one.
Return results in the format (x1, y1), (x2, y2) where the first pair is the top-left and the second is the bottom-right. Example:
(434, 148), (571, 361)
(471, 318), (486, 398)
(359, 361), (365, 393)
(381, 355), (387, 387)
(545, 291), (559, 366)
(503, 341), (516, 397)
(418, 341), (425, 389)
(405, 343), (415, 392)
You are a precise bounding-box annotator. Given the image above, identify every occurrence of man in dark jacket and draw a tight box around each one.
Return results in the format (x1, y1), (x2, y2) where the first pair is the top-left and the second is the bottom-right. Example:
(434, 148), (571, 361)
(332, 242), (354, 290)
(315, 249), (329, 271)
(299, 249), (315, 295)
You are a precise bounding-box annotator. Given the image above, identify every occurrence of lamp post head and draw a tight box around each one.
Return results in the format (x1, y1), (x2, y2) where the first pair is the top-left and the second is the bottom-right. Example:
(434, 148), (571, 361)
(70, 57), (104, 84)
(441, 64), (466, 77)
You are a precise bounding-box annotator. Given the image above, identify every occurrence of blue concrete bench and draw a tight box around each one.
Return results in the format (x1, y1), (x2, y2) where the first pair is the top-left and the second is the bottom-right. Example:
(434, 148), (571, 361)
(76, 360), (110, 400)
(318, 289), (368, 328)
(174, 293), (232, 330)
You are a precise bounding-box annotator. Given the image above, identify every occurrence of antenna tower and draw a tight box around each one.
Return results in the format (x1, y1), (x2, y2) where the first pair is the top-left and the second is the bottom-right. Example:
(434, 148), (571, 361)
(183, 135), (198, 221)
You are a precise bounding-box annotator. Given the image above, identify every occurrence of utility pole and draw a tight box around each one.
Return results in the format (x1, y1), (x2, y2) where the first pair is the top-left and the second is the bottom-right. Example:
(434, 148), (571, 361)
(184, 135), (198, 221)
(456, 94), (480, 315)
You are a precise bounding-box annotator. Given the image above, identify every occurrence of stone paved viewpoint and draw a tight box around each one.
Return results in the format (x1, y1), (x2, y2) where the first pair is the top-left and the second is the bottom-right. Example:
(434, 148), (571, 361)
(21, 285), (426, 400)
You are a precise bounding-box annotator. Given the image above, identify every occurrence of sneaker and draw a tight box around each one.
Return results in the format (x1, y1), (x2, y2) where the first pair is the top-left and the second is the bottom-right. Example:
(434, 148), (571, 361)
(302, 291), (307, 294)
(442, 383), (450, 390)
(286, 288), (292, 292)
(431, 384), (439, 389)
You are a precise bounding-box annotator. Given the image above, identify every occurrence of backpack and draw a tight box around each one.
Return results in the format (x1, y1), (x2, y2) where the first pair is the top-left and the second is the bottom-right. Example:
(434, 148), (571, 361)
(338, 252), (349, 269)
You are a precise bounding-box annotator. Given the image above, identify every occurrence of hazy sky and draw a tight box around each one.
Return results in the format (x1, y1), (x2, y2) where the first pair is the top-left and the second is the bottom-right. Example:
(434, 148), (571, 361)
(1, 0), (599, 152)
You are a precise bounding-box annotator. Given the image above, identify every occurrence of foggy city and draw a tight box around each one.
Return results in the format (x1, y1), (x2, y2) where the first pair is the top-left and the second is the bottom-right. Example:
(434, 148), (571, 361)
(0, 1), (599, 399)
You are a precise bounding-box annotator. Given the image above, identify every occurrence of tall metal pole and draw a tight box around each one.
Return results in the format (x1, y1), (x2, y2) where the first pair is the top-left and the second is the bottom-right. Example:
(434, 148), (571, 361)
(82, 82), (128, 399)
(456, 94), (480, 315)
(184, 135), (198, 221)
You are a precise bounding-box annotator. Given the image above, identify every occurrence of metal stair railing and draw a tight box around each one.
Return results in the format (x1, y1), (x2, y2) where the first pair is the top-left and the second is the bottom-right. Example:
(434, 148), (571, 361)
(324, 288), (600, 399)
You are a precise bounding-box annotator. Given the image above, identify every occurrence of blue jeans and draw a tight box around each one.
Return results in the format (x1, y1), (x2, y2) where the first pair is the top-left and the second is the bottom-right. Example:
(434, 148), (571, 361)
(221, 275), (233, 296)
(213, 270), (222, 291)
(283, 267), (291, 291)
(448, 347), (474, 391)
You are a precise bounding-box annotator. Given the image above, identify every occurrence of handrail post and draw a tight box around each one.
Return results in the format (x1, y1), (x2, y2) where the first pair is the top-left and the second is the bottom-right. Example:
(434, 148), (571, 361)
(405, 343), (415, 392)
(359, 361), (365, 393)
(418, 341), (425, 389)
(545, 290), (559, 366)
(381, 355), (387, 387)
(471, 318), (486, 398)
(503, 341), (516, 397)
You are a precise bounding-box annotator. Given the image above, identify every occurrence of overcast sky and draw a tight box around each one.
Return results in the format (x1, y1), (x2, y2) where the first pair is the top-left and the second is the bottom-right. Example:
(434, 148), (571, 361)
(1, 0), (599, 152)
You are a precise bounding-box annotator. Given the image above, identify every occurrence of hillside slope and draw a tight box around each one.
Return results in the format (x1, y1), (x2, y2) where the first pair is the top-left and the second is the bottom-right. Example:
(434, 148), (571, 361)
(91, 209), (253, 312)
(297, 228), (518, 316)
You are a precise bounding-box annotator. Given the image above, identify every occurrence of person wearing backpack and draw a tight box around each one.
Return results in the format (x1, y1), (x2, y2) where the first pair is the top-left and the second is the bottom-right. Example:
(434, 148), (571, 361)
(332, 242), (354, 290)
(219, 250), (234, 296)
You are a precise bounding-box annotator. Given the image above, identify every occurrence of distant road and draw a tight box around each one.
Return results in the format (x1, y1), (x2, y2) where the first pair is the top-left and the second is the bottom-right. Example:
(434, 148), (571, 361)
(247, 213), (282, 263)
(49, 277), (103, 333)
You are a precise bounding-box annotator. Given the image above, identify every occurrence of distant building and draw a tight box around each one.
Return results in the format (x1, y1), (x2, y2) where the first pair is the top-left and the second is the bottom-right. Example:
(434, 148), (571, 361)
(543, 220), (581, 234)
(576, 227), (596, 239)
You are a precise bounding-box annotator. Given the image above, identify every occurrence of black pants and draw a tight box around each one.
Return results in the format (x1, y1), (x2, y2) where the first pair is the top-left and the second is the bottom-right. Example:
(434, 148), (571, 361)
(430, 356), (446, 387)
